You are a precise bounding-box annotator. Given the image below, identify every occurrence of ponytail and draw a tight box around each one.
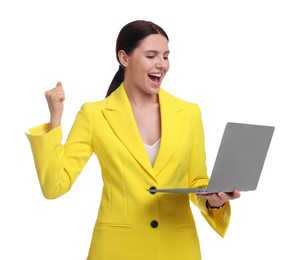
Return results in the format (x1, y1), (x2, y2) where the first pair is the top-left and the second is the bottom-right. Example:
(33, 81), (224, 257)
(105, 65), (124, 97)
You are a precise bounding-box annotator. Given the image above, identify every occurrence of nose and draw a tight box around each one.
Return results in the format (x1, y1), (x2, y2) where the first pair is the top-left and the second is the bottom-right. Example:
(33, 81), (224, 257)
(155, 57), (168, 69)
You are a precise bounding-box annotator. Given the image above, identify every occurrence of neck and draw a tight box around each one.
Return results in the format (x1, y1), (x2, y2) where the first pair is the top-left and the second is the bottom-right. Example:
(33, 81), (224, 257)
(124, 84), (159, 108)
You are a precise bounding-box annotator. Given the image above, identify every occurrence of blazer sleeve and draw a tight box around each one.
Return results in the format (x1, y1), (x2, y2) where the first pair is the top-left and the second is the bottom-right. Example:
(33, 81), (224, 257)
(25, 103), (93, 199)
(188, 105), (231, 238)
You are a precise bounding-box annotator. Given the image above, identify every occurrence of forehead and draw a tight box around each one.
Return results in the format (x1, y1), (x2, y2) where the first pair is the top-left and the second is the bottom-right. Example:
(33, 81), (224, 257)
(136, 34), (169, 53)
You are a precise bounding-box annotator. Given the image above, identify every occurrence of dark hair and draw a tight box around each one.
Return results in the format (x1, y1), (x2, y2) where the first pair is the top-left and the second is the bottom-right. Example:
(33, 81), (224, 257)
(105, 20), (169, 97)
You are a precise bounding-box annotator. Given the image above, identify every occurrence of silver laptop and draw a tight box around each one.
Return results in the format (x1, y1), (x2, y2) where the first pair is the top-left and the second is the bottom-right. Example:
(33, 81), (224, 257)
(148, 122), (275, 194)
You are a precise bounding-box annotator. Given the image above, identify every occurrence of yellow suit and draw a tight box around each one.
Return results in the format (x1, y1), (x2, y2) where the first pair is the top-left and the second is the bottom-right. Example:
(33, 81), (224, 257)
(26, 83), (231, 260)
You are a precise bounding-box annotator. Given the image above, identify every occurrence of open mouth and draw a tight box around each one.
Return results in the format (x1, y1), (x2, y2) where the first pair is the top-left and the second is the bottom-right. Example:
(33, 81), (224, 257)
(148, 73), (162, 84)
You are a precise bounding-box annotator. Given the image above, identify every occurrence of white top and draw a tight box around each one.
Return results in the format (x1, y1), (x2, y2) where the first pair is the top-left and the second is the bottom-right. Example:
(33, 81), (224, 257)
(143, 139), (161, 166)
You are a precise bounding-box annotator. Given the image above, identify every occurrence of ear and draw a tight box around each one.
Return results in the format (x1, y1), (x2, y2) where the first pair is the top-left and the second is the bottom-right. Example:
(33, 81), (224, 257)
(118, 50), (129, 67)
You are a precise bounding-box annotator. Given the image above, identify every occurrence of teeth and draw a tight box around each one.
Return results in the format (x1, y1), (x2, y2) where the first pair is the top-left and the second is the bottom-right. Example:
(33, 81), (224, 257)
(149, 74), (161, 77)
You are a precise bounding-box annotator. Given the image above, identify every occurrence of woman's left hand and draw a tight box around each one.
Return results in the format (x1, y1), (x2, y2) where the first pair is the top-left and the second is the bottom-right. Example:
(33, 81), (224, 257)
(198, 190), (241, 208)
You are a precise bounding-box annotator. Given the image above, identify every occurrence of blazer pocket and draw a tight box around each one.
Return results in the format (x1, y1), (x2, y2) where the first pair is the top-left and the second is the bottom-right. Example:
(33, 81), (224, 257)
(176, 223), (196, 230)
(94, 223), (133, 230)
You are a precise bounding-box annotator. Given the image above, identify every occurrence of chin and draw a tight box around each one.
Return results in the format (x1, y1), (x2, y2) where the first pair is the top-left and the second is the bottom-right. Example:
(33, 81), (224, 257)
(149, 86), (161, 94)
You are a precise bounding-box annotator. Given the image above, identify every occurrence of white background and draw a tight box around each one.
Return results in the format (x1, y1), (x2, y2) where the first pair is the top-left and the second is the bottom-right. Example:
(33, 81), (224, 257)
(1, 0), (300, 259)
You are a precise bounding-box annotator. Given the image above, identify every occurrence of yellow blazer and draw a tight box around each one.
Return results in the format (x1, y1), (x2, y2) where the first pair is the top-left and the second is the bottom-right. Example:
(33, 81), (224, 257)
(26, 83), (231, 260)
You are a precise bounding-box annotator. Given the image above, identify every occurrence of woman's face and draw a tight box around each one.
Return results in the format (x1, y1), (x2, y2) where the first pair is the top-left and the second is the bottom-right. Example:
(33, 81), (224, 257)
(121, 34), (170, 95)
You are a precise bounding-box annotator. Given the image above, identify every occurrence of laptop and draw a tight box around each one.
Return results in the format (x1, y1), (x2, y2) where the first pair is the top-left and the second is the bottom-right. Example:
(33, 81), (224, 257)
(148, 122), (275, 194)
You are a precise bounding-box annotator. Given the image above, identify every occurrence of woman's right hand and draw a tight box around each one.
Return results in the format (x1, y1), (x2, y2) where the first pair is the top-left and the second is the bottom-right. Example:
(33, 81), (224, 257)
(44, 81), (65, 131)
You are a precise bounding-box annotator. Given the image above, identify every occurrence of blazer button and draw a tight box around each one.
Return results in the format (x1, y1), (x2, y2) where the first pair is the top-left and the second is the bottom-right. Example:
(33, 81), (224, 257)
(150, 220), (159, 228)
(149, 186), (157, 195)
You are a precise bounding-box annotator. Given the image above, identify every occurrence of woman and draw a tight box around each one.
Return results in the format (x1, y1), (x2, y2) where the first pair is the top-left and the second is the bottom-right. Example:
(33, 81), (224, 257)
(26, 20), (240, 260)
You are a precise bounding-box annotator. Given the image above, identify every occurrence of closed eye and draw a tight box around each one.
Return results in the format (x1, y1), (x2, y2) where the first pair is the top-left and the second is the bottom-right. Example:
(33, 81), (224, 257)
(146, 55), (169, 60)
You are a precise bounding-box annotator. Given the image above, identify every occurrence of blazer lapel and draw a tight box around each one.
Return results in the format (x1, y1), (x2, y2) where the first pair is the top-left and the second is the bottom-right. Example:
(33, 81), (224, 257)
(153, 89), (185, 176)
(102, 84), (155, 178)
(102, 84), (185, 179)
